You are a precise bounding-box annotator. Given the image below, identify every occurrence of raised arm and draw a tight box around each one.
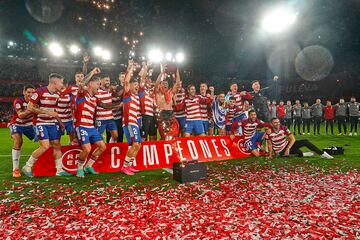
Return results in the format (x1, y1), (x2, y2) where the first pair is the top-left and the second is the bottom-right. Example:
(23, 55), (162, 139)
(82, 52), (90, 75)
(155, 71), (166, 93)
(123, 60), (135, 93)
(209, 86), (215, 100)
(139, 62), (148, 87)
(240, 90), (253, 100)
(82, 67), (101, 86)
(171, 68), (181, 94)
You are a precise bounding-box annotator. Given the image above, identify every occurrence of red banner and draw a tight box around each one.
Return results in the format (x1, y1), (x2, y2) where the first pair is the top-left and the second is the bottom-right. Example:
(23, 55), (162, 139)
(33, 136), (250, 176)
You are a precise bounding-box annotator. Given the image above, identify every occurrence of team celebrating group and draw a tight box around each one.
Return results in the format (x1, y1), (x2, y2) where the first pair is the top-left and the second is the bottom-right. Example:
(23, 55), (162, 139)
(10, 57), (358, 178)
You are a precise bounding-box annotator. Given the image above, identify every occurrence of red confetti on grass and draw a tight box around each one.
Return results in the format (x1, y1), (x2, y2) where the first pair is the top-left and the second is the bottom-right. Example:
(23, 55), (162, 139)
(0, 166), (359, 238)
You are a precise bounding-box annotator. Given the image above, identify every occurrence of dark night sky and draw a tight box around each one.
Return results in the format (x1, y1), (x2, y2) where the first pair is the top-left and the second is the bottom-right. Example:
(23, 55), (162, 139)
(0, 0), (360, 83)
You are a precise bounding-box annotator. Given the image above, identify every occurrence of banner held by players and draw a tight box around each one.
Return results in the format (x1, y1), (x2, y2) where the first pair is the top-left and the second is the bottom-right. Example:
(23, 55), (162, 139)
(33, 136), (249, 176)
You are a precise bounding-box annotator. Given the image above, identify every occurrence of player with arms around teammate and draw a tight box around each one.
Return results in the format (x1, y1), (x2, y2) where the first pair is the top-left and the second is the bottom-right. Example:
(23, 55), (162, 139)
(74, 67), (108, 178)
(22, 73), (71, 177)
(183, 84), (211, 137)
(9, 85), (36, 177)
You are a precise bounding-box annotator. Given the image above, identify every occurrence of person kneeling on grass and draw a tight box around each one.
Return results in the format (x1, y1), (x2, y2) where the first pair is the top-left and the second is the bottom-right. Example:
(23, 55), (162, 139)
(243, 126), (269, 157)
(266, 117), (333, 159)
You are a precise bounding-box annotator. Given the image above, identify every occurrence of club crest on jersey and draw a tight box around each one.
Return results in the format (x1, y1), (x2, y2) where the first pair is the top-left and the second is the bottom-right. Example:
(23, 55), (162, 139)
(61, 149), (82, 173)
(236, 138), (251, 156)
(31, 93), (38, 100)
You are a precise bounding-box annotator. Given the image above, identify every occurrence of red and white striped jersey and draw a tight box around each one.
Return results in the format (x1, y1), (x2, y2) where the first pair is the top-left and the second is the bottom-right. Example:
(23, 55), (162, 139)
(174, 90), (186, 118)
(74, 91), (97, 128)
(266, 126), (291, 153)
(57, 85), (79, 123)
(225, 106), (243, 126)
(184, 96), (203, 121)
(112, 96), (123, 120)
(95, 88), (114, 120)
(197, 94), (211, 120)
(57, 93), (73, 123)
(226, 91), (253, 109)
(11, 97), (33, 126)
(29, 87), (59, 125)
(140, 84), (155, 116)
(67, 85), (79, 96)
(123, 90), (141, 127)
(240, 118), (269, 140)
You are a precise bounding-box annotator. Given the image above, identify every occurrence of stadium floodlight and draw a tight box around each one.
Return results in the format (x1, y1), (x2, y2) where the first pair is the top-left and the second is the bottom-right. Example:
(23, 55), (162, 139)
(261, 7), (297, 33)
(48, 42), (64, 57)
(102, 49), (111, 61)
(93, 46), (103, 57)
(175, 52), (185, 63)
(165, 52), (173, 62)
(69, 44), (80, 54)
(148, 49), (163, 63)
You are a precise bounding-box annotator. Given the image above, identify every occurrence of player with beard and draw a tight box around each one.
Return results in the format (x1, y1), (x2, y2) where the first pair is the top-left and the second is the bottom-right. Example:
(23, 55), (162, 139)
(139, 62), (157, 141)
(9, 85), (36, 177)
(244, 126), (269, 157)
(22, 73), (70, 177)
(121, 62), (142, 175)
(231, 110), (271, 141)
(183, 84), (212, 137)
(266, 117), (333, 159)
(94, 75), (118, 142)
(155, 65), (181, 139)
(198, 82), (212, 134)
(107, 81), (124, 143)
